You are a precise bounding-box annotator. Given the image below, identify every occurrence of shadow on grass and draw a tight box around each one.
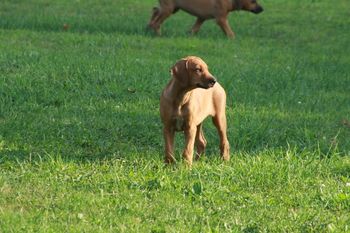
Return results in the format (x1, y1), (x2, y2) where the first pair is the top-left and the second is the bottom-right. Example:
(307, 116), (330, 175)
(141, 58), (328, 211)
(0, 109), (162, 163)
(0, 7), (248, 41)
(0, 19), (233, 42)
(1, 97), (349, 165)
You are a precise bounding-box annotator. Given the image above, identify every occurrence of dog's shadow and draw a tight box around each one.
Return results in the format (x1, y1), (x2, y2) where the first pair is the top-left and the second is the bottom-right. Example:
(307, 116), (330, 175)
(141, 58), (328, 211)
(0, 2), (241, 40)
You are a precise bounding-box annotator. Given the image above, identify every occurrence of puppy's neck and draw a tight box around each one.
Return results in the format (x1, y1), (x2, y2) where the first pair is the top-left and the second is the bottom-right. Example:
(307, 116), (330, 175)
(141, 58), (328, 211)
(164, 79), (193, 115)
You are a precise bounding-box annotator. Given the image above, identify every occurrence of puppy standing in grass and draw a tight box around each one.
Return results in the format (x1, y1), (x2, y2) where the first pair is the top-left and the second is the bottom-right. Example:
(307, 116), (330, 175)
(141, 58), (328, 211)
(160, 56), (230, 165)
(148, 0), (263, 38)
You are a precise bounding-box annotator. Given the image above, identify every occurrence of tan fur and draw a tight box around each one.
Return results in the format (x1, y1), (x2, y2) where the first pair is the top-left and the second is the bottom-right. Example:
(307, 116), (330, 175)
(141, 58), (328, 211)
(148, 0), (263, 38)
(160, 56), (230, 165)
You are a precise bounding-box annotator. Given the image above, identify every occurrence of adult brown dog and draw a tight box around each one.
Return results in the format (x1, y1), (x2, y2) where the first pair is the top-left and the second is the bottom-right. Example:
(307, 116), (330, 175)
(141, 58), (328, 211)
(148, 0), (263, 38)
(160, 56), (230, 165)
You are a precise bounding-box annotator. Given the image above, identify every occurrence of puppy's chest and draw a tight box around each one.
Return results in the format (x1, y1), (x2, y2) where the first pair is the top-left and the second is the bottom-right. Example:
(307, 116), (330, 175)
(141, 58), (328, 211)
(172, 109), (190, 131)
(173, 116), (185, 131)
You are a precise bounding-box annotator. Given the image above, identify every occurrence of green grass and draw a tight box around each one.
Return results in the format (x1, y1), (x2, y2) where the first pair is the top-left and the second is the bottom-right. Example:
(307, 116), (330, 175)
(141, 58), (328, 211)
(0, 0), (349, 232)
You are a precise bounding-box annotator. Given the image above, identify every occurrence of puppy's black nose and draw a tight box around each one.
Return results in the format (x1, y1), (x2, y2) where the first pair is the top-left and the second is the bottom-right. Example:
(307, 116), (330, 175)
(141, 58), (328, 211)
(209, 78), (216, 85)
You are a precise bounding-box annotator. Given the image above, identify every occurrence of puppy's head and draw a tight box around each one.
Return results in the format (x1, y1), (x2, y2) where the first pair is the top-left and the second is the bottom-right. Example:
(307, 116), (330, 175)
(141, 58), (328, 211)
(239, 0), (264, 14)
(171, 56), (216, 89)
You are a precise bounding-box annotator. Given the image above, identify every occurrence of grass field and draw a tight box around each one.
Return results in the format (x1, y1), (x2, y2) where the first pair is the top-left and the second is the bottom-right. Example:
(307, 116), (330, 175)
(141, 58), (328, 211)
(0, 0), (350, 232)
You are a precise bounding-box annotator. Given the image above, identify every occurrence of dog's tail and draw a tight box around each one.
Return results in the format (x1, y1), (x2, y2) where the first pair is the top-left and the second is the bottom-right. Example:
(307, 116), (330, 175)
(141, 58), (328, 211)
(152, 5), (178, 16)
(147, 6), (160, 28)
(151, 7), (160, 20)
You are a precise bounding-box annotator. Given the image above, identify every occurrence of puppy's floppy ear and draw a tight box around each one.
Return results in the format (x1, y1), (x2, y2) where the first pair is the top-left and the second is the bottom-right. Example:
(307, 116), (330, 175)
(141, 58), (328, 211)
(185, 58), (190, 70)
(170, 66), (176, 76)
(170, 59), (189, 82)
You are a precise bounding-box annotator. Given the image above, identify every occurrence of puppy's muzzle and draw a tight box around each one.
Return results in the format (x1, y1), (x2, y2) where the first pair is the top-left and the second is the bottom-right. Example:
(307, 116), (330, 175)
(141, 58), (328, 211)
(208, 78), (216, 87)
(196, 76), (216, 89)
(251, 6), (263, 14)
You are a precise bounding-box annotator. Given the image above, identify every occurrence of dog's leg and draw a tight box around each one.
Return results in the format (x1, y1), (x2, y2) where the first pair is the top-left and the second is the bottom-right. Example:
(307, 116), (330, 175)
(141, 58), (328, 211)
(195, 123), (207, 160)
(152, 9), (174, 35)
(183, 126), (197, 166)
(212, 115), (230, 161)
(163, 127), (176, 164)
(216, 17), (235, 38)
(148, 0), (176, 36)
(190, 18), (205, 35)
(148, 7), (162, 34)
(148, 7), (160, 28)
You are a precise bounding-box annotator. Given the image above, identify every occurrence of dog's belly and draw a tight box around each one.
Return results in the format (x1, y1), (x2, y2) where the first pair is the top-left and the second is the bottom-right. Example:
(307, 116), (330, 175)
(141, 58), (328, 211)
(181, 8), (215, 19)
(177, 1), (217, 19)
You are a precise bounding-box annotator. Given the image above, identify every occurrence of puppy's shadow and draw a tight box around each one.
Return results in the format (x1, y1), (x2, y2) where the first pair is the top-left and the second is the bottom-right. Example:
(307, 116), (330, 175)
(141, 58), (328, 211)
(0, 109), (163, 163)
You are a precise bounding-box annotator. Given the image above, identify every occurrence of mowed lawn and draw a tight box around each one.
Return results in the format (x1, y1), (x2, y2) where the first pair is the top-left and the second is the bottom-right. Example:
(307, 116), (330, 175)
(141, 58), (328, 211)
(0, 0), (349, 232)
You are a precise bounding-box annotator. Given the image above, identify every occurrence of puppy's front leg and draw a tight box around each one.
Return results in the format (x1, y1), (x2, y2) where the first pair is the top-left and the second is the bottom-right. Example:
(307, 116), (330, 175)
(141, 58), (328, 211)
(163, 127), (175, 164)
(183, 126), (197, 166)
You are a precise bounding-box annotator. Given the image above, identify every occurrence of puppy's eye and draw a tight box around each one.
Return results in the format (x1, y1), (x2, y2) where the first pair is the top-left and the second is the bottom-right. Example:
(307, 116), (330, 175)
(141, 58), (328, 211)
(195, 68), (202, 73)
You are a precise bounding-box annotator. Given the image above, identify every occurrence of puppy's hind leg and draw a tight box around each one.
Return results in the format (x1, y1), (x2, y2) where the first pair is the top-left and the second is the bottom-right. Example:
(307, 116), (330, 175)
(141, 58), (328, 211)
(195, 123), (207, 160)
(183, 126), (197, 166)
(212, 114), (230, 161)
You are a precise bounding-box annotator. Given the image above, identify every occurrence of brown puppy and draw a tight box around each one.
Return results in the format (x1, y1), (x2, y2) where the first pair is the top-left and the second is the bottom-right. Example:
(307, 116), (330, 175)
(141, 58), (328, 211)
(148, 0), (263, 38)
(160, 56), (230, 165)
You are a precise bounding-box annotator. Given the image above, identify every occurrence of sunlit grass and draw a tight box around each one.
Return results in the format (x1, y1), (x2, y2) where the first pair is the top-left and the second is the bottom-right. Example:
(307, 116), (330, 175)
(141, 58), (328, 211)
(0, 0), (349, 232)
